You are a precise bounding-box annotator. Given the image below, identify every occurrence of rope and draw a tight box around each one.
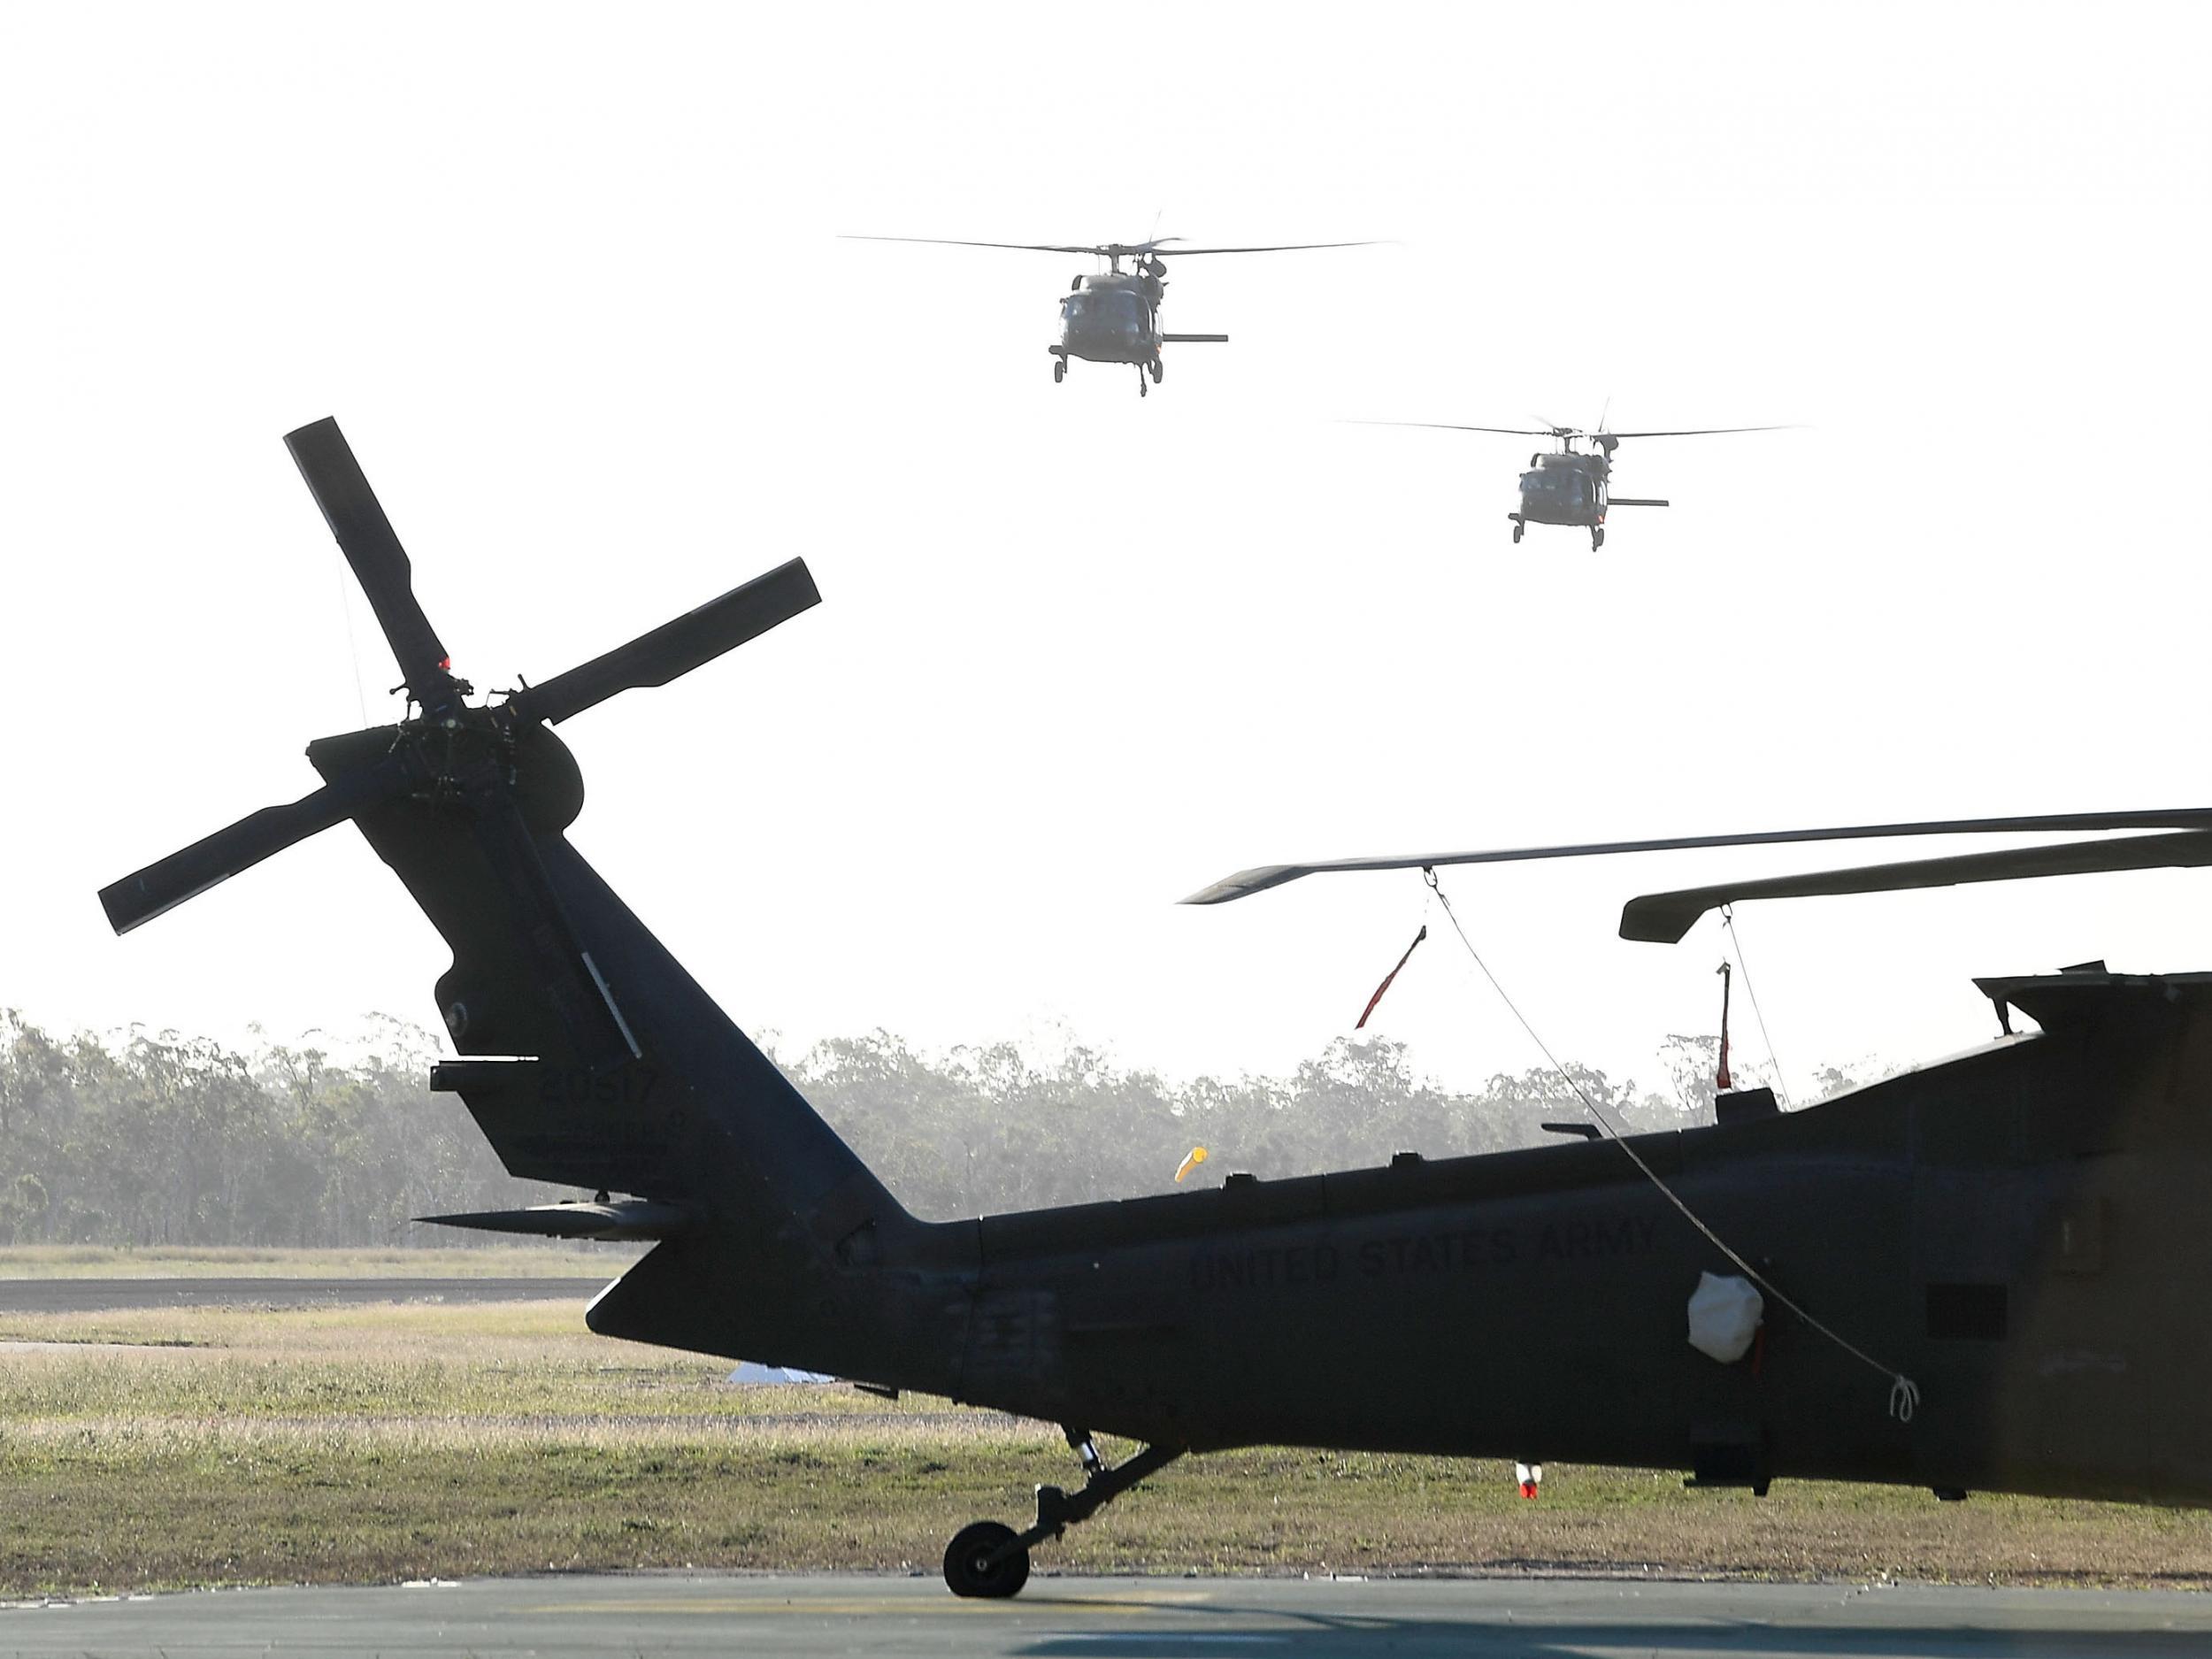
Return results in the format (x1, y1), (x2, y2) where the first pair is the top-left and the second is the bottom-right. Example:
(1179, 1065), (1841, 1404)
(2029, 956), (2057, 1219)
(1721, 905), (1794, 1111)
(1420, 867), (1920, 1424)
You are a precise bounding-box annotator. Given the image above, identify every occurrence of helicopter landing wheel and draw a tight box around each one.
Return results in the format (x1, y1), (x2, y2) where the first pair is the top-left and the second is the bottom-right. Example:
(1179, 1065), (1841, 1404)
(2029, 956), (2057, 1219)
(1149, 357), (1163, 384)
(1591, 527), (1605, 550)
(1510, 521), (1524, 544)
(1138, 370), (1148, 397)
(943, 1520), (1029, 1599)
(1053, 359), (1064, 384)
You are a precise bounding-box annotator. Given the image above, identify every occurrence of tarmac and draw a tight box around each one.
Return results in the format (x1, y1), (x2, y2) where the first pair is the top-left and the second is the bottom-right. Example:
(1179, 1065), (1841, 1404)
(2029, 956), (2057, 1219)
(0, 1278), (605, 1312)
(0, 1574), (2207, 1658)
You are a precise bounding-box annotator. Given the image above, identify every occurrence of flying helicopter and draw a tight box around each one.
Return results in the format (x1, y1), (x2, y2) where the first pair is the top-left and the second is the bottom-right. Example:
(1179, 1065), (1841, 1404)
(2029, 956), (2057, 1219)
(841, 234), (1378, 395)
(1364, 416), (1793, 549)
(103, 419), (2212, 1601)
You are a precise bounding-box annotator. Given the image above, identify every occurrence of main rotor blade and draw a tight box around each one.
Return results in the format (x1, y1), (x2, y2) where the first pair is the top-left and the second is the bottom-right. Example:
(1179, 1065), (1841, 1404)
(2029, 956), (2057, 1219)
(1622, 830), (2212, 944)
(841, 235), (1379, 259)
(1344, 420), (1559, 437)
(1348, 421), (1797, 442)
(840, 234), (1103, 255)
(1154, 241), (1382, 256)
(284, 419), (456, 702)
(98, 749), (422, 935)
(508, 557), (821, 726)
(1594, 426), (1800, 438)
(1178, 810), (2212, 906)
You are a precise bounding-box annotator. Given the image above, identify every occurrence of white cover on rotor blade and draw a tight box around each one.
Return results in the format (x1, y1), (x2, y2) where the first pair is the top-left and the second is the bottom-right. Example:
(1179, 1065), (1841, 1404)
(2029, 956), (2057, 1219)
(1686, 1271), (1764, 1363)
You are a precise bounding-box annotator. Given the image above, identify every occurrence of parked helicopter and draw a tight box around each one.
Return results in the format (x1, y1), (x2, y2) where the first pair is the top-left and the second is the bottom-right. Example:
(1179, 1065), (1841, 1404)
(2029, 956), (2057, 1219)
(103, 420), (2212, 1601)
(1364, 418), (1793, 548)
(841, 234), (1376, 395)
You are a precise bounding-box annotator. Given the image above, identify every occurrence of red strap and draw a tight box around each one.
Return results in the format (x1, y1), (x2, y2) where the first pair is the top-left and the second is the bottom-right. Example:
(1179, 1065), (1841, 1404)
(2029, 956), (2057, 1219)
(1715, 961), (1734, 1091)
(1356, 925), (1428, 1030)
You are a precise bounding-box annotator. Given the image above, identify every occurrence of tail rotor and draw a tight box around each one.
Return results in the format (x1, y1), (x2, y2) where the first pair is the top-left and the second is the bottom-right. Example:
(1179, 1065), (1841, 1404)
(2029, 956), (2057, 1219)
(100, 419), (821, 994)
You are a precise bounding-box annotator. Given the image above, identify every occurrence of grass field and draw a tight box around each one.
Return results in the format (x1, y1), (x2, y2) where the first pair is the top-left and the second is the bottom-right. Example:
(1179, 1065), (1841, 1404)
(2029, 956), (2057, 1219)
(3, 1294), (2210, 1597)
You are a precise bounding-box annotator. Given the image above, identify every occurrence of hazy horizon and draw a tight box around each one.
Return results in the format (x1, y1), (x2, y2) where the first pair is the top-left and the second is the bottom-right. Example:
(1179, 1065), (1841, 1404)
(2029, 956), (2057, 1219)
(6, 4), (2205, 1113)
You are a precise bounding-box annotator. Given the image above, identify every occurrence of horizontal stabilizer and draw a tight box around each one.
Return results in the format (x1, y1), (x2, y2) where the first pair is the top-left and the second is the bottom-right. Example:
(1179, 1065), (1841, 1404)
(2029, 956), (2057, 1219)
(1622, 830), (2212, 942)
(416, 1198), (694, 1240)
(1160, 334), (1229, 343)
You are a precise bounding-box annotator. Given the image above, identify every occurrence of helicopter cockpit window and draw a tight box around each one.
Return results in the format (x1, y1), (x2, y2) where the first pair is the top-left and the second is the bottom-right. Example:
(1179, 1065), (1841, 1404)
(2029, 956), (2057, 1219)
(1529, 468), (1588, 509)
(1095, 287), (1145, 334)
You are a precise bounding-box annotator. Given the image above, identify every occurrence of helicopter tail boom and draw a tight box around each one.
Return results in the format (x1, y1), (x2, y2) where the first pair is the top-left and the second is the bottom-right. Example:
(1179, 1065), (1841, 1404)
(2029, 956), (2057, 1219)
(1159, 334), (1229, 343)
(100, 420), (972, 1397)
(1607, 497), (1671, 508)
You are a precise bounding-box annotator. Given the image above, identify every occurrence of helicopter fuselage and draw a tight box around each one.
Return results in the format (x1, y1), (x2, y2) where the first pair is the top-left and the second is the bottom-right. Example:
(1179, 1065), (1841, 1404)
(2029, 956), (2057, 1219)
(1515, 449), (1613, 528)
(1056, 273), (1163, 366)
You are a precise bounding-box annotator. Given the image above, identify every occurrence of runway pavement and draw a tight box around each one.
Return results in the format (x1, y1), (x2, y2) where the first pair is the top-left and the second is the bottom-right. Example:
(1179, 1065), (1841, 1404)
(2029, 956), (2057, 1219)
(0, 1277), (607, 1312)
(0, 1574), (2207, 1657)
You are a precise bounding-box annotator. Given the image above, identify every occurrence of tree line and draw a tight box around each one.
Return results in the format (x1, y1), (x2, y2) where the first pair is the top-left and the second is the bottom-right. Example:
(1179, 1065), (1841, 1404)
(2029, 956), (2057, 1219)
(0, 1010), (1828, 1247)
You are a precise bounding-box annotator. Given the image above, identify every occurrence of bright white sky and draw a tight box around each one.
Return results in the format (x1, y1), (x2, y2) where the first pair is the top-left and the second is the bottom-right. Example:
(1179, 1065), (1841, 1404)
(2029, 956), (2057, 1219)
(4, 4), (2208, 1110)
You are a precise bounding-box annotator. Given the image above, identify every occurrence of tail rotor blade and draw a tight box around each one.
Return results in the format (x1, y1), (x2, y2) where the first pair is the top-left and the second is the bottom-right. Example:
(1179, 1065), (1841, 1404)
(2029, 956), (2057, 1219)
(98, 749), (421, 935)
(510, 558), (821, 726)
(284, 419), (457, 703)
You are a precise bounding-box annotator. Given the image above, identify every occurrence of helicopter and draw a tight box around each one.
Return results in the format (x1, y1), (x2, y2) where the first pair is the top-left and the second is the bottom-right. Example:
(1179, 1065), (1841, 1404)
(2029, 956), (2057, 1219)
(1365, 417), (1793, 549)
(103, 419), (2212, 1601)
(841, 234), (1377, 395)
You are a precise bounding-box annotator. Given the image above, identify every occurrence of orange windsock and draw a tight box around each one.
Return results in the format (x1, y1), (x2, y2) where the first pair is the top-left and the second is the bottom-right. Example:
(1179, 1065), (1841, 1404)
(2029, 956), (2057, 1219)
(1173, 1146), (1210, 1183)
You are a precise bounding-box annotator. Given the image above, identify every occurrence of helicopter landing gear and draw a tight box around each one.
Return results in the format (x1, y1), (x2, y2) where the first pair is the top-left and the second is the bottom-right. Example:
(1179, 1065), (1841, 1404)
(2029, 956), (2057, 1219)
(1053, 358), (1064, 384)
(1149, 357), (1164, 384)
(943, 1521), (1028, 1599)
(1591, 526), (1605, 550)
(941, 1431), (1186, 1599)
(1137, 366), (1148, 397)
(1509, 515), (1524, 544)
